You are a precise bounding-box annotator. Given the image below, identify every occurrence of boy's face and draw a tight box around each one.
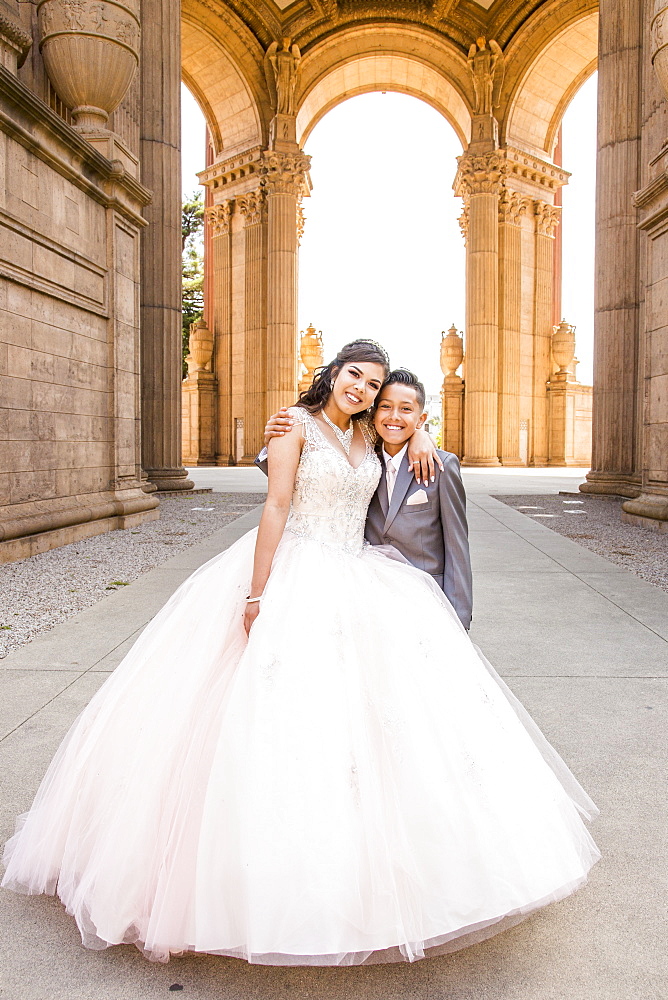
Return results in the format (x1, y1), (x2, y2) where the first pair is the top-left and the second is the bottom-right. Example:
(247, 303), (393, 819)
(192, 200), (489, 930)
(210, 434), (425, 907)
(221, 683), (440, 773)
(373, 383), (427, 447)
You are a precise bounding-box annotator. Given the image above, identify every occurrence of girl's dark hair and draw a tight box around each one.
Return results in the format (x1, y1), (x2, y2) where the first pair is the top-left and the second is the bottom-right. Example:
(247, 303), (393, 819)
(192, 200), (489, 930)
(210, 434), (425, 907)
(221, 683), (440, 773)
(297, 340), (391, 418)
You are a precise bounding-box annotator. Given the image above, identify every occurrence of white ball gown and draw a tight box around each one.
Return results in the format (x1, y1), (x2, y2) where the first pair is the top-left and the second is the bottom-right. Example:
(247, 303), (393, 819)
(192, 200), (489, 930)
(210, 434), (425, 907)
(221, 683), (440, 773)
(2, 407), (600, 966)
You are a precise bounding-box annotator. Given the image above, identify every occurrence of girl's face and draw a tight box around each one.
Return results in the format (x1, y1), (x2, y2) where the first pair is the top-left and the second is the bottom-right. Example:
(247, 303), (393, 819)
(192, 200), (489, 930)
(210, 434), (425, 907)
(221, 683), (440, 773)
(330, 362), (385, 415)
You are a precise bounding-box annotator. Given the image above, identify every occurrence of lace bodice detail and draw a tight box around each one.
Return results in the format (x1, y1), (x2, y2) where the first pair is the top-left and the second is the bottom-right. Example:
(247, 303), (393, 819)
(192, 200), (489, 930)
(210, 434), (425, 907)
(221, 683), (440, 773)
(284, 408), (381, 555)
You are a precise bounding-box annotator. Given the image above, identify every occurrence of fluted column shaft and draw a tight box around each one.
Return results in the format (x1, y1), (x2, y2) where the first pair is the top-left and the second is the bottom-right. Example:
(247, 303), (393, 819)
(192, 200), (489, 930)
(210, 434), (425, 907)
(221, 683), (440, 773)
(207, 203), (233, 465)
(238, 191), (268, 460)
(582, 0), (642, 496)
(139, 0), (191, 490)
(263, 152), (309, 417)
(497, 193), (526, 464)
(531, 204), (558, 466)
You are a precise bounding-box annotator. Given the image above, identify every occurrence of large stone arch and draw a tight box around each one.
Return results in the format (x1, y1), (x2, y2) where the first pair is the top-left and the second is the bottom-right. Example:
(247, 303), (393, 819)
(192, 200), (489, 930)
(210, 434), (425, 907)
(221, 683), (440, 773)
(295, 25), (472, 149)
(501, 3), (599, 158)
(181, 2), (270, 156)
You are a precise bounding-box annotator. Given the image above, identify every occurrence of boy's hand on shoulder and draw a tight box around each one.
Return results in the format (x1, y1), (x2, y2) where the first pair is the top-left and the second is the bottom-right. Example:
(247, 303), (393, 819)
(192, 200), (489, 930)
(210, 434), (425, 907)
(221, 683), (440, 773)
(264, 408), (294, 445)
(407, 429), (444, 485)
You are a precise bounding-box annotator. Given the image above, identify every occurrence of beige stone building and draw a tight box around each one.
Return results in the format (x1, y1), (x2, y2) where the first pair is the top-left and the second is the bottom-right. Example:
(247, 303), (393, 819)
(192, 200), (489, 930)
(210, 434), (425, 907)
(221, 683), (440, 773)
(1, 0), (667, 563)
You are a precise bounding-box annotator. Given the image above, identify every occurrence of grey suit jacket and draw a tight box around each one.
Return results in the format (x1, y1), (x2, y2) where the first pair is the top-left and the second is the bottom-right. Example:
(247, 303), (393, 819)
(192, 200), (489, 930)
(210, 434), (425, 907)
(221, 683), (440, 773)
(364, 450), (472, 629)
(254, 445), (473, 629)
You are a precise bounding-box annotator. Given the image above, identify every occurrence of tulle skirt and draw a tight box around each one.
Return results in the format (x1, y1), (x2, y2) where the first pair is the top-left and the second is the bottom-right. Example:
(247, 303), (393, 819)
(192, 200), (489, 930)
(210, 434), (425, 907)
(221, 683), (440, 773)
(2, 528), (600, 965)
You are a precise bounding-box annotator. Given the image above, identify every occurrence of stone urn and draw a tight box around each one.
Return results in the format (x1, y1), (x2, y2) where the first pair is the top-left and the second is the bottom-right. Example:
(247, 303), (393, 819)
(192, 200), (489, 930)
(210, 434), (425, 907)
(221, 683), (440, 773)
(37, 0), (140, 129)
(188, 318), (214, 373)
(299, 323), (323, 391)
(440, 324), (464, 378)
(551, 319), (576, 378)
(652, 2), (668, 104)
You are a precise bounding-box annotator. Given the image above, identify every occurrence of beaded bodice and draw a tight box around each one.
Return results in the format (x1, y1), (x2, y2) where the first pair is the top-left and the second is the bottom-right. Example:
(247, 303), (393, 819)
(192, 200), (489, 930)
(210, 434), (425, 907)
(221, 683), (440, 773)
(284, 407), (381, 555)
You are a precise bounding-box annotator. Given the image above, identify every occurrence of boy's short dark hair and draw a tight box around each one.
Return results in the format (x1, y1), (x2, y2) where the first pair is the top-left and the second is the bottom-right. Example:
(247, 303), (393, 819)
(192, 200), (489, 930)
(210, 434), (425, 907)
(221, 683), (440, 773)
(382, 369), (426, 410)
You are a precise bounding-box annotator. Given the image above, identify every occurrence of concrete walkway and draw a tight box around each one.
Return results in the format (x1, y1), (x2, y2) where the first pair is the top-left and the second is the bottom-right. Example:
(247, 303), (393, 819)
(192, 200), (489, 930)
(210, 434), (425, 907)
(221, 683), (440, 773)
(0, 470), (665, 1000)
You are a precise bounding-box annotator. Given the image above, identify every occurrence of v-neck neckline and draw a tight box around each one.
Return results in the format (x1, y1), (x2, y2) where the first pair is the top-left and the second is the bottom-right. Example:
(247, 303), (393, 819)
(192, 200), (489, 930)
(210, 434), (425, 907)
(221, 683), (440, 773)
(311, 414), (371, 471)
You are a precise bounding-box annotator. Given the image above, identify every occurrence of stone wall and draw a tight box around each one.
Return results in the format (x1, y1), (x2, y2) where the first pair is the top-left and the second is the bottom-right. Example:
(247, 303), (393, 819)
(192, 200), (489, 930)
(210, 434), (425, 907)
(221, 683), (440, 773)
(0, 64), (158, 561)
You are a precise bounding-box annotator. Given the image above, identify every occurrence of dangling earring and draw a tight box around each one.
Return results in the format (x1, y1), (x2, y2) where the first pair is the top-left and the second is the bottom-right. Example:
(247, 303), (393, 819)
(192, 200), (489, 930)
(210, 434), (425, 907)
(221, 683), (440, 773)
(330, 379), (334, 389)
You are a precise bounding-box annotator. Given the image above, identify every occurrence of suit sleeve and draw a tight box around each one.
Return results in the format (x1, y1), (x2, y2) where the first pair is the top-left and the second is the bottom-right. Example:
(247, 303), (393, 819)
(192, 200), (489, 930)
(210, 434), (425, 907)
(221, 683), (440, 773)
(438, 453), (473, 629)
(254, 447), (268, 476)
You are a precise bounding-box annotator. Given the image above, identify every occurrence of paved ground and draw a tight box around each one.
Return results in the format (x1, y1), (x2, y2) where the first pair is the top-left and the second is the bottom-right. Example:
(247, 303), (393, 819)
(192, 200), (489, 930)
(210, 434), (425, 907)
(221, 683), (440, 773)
(0, 468), (665, 1000)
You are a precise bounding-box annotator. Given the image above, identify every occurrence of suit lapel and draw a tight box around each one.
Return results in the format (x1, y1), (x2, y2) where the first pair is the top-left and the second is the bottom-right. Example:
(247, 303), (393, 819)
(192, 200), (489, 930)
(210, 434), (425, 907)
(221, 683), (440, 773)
(383, 457), (412, 533)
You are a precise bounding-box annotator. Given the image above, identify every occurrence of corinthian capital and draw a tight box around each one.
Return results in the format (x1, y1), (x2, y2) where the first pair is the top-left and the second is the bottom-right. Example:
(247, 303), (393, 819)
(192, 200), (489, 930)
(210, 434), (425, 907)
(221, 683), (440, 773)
(261, 151), (311, 196)
(206, 201), (232, 237)
(498, 190), (530, 226)
(457, 205), (469, 245)
(237, 189), (266, 227)
(534, 200), (561, 237)
(454, 151), (506, 197)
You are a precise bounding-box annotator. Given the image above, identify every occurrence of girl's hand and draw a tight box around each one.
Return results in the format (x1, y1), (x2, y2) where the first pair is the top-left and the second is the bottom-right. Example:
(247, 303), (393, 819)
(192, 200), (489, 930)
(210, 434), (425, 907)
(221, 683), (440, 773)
(244, 601), (261, 636)
(407, 429), (444, 485)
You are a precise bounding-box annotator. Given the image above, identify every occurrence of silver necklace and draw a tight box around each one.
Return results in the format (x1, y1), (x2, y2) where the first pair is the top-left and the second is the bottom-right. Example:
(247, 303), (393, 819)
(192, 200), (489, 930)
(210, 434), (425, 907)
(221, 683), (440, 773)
(321, 410), (354, 455)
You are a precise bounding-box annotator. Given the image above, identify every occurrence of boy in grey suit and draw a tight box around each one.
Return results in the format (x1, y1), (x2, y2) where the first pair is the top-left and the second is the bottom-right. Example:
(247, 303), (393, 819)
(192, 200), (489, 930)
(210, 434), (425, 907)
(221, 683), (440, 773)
(257, 369), (472, 630)
(365, 369), (472, 630)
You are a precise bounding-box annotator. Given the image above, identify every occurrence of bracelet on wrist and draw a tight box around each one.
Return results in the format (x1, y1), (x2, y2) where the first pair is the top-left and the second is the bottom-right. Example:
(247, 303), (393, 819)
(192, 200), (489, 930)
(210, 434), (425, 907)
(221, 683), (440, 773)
(245, 595), (262, 604)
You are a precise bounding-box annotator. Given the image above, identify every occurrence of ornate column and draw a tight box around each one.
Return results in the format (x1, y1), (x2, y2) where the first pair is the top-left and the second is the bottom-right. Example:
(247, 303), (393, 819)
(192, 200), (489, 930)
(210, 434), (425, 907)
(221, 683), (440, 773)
(262, 150), (311, 417)
(497, 190), (528, 464)
(440, 325), (465, 458)
(532, 200), (560, 465)
(580, 0), (642, 498)
(138, 0), (192, 490)
(0, 1), (31, 75)
(237, 189), (268, 462)
(454, 152), (504, 466)
(206, 201), (234, 466)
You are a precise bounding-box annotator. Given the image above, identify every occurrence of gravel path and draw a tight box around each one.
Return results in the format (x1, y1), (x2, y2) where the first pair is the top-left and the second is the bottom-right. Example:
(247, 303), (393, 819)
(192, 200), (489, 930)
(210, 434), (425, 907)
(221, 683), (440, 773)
(495, 493), (668, 594)
(0, 493), (266, 658)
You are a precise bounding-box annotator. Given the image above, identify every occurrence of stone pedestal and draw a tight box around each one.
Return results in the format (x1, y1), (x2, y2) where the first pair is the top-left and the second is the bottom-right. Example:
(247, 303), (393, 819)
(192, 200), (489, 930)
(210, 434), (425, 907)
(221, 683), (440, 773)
(442, 376), (465, 458)
(139, 0), (192, 491)
(182, 372), (217, 465)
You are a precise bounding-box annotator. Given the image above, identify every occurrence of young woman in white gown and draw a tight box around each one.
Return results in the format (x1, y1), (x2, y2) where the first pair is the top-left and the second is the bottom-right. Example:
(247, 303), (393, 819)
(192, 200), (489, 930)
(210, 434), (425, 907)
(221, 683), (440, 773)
(2, 339), (600, 966)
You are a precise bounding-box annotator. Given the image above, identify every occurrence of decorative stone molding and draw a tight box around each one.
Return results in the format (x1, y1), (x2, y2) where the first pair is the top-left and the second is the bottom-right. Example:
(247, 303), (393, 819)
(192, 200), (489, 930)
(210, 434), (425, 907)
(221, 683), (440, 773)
(296, 199), (305, 244)
(503, 147), (570, 193)
(0, 10), (33, 72)
(237, 188), (266, 227)
(206, 201), (232, 237)
(260, 150), (311, 196)
(454, 152), (506, 197)
(651, 2), (668, 105)
(498, 189), (530, 226)
(198, 146), (264, 193)
(534, 200), (561, 237)
(37, 0), (140, 130)
(457, 205), (469, 244)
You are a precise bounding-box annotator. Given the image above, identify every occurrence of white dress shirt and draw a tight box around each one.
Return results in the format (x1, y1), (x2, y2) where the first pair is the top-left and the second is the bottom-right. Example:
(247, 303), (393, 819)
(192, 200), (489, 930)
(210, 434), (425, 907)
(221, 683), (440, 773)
(382, 442), (409, 502)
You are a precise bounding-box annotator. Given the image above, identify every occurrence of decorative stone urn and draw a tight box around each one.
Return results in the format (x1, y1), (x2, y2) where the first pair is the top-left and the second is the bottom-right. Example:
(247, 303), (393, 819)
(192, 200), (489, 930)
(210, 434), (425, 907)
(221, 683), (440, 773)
(551, 319), (576, 380)
(299, 323), (323, 392)
(440, 324), (464, 378)
(652, 1), (668, 104)
(187, 318), (214, 374)
(37, 0), (140, 129)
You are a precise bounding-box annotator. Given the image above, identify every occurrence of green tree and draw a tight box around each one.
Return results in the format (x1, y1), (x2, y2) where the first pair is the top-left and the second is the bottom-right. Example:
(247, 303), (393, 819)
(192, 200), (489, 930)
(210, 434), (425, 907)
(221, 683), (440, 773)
(182, 190), (205, 377)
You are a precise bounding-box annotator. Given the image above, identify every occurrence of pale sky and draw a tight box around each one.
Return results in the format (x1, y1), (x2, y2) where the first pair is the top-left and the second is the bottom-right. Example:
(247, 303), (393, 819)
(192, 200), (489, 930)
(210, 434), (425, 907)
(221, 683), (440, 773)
(181, 73), (597, 393)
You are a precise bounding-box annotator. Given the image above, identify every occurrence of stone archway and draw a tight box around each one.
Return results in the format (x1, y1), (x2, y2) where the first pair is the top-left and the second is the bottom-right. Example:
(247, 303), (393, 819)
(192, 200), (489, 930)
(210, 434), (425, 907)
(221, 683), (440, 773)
(180, 3), (601, 470)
